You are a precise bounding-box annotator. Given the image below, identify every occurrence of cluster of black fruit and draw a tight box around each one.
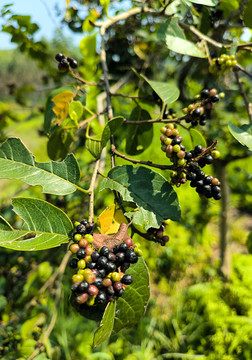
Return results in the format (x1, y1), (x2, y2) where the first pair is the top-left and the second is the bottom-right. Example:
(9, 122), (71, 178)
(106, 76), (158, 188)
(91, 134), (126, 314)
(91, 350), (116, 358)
(55, 53), (78, 72)
(182, 88), (225, 127)
(148, 224), (169, 246)
(186, 161), (221, 200)
(69, 220), (139, 307)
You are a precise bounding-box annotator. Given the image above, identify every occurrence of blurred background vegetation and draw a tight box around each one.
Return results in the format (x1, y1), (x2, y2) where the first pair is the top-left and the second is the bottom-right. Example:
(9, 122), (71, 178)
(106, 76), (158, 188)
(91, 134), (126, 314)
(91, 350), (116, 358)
(0, 1), (251, 359)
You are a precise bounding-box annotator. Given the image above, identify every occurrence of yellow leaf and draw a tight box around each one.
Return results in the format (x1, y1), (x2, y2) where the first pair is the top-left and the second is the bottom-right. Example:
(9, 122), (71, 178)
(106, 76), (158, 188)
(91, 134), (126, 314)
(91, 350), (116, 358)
(97, 204), (127, 234)
(66, 0), (71, 7)
(52, 91), (74, 124)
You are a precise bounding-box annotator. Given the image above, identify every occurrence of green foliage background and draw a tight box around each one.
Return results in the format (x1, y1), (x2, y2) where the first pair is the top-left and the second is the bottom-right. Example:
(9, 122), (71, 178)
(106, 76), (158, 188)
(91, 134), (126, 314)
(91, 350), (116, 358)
(0, 0), (252, 359)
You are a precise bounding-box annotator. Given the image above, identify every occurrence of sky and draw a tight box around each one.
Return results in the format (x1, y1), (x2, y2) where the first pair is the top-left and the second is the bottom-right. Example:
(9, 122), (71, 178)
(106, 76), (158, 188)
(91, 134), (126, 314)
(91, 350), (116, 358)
(0, 0), (84, 49)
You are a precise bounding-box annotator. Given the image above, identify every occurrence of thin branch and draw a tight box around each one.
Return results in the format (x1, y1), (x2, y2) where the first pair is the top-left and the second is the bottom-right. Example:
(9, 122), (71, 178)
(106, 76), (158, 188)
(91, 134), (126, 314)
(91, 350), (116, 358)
(111, 144), (174, 170)
(70, 71), (103, 86)
(235, 64), (252, 80)
(88, 159), (100, 223)
(233, 69), (252, 123)
(124, 115), (187, 124)
(179, 22), (223, 49)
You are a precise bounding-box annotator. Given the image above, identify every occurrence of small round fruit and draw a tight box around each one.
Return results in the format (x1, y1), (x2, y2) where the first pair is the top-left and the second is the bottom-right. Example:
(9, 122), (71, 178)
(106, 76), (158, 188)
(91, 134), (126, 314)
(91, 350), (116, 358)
(103, 277), (112, 287)
(209, 88), (217, 97)
(76, 293), (88, 304)
(74, 233), (82, 242)
(177, 150), (185, 159)
(200, 89), (209, 99)
(173, 144), (181, 153)
(84, 234), (93, 243)
(91, 269), (100, 277)
(72, 274), (84, 283)
(70, 244), (80, 254)
(212, 177), (220, 186)
(99, 246), (110, 257)
(97, 256), (108, 268)
(84, 272), (96, 284)
(211, 150), (220, 159)
(96, 291), (107, 304)
(134, 248), (143, 256)
(91, 252), (100, 262)
(86, 262), (96, 270)
(213, 193), (221, 200)
(67, 57), (78, 68)
(116, 252), (125, 263)
(160, 126), (167, 134)
(116, 289), (124, 297)
(77, 259), (86, 269)
(113, 282), (123, 292)
(162, 235), (169, 243)
(125, 250), (138, 264)
(111, 272), (121, 282)
(172, 129), (179, 137)
(106, 285), (115, 295)
(88, 285), (99, 296)
(85, 247), (93, 256)
(93, 277), (103, 289)
(77, 248), (86, 259)
(210, 94), (220, 103)
(84, 255), (92, 263)
(204, 155), (214, 164)
(99, 269), (106, 278)
(79, 238), (88, 248)
(203, 175), (213, 185)
(119, 243), (129, 252)
(86, 296), (96, 306)
(124, 238), (133, 247)
(177, 159), (186, 166)
(122, 274), (133, 285)
(106, 262), (117, 273)
(76, 224), (86, 234)
(55, 53), (65, 62)
(78, 280), (89, 292)
(69, 258), (78, 268)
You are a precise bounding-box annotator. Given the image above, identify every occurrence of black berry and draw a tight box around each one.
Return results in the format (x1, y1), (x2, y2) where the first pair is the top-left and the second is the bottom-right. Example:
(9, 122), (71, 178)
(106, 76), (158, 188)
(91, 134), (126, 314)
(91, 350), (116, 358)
(76, 248), (86, 259)
(122, 274), (133, 285)
(69, 258), (78, 268)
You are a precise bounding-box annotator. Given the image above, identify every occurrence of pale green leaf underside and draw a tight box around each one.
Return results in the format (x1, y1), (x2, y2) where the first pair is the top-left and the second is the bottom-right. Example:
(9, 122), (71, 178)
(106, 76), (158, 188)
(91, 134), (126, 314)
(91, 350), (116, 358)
(113, 257), (150, 332)
(0, 215), (13, 230)
(190, 0), (217, 6)
(100, 165), (181, 230)
(132, 69), (179, 105)
(93, 302), (116, 347)
(166, 35), (206, 58)
(228, 122), (252, 150)
(0, 138), (80, 195)
(0, 197), (72, 251)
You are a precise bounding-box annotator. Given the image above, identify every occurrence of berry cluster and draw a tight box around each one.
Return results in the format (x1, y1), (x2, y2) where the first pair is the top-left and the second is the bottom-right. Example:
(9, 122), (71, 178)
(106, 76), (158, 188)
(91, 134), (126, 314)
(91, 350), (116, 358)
(160, 123), (186, 170)
(69, 220), (140, 307)
(55, 53), (78, 72)
(148, 224), (169, 246)
(209, 54), (237, 75)
(182, 88), (225, 127)
(163, 107), (177, 120)
(186, 163), (221, 200)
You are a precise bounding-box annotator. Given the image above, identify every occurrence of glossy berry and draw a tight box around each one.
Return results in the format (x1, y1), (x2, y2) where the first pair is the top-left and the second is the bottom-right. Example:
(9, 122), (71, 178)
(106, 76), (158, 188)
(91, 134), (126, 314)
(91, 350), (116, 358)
(121, 262), (130, 272)
(194, 145), (203, 154)
(113, 245), (120, 254)
(55, 53), (65, 62)
(203, 176), (213, 185)
(99, 246), (110, 257)
(185, 152), (193, 160)
(124, 238), (133, 247)
(122, 274), (133, 285)
(71, 282), (81, 294)
(86, 262), (96, 270)
(97, 256), (108, 268)
(103, 278), (112, 287)
(78, 281), (89, 293)
(99, 269), (106, 278)
(196, 170), (205, 180)
(192, 108), (201, 117)
(67, 57), (78, 68)
(76, 293), (88, 305)
(76, 224), (86, 234)
(204, 155), (214, 164)
(113, 282), (123, 292)
(213, 193), (221, 200)
(125, 250), (138, 264)
(79, 238), (88, 248)
(198, 158), (206, 168)
(106, 262), (117, 273)
(116, 289), (124, 297)
(69, 258), (78, 268)
(91, 269), (100, 277)
(201, 89), (209, 98)
(88, 285), (98, 296)
(70, 243), (80, 254)
(107, 252), (116, 262)
(119, 243), (129, 252)
(106, 285), (115, 296)
(77, 248), (86, 259)
(93, 277), (103, 289)
(187, 172), (197, 181)
(96, 291), (107, 304)
(111, 272), (121, 282)
(210, 94), (219, 102)
(212, 185), (221, 194)
(91, 252), (100, 262)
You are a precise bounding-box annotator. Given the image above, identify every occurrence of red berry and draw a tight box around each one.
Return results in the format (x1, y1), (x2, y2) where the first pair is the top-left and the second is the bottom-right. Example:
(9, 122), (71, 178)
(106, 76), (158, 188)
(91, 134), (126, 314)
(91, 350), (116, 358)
(88, 285), (98, 296)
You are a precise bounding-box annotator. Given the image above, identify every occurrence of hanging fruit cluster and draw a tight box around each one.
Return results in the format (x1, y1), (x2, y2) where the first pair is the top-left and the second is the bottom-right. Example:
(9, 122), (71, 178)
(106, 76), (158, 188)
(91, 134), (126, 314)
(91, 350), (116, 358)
(182, 88), (225, 126)
(209, 54), (237, 75)
(69, 221), (141, 307)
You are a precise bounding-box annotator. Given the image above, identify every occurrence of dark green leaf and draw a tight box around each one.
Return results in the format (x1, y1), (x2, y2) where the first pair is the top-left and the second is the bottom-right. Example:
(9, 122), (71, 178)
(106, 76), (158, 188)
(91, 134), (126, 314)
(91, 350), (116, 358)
(189, 129), (207, 148)
(0, 216), (13, 231)
(87, 117), (124, 159)
(126, 107), (153, 155)
(0, 137), (80, 195)
(47, 128), (74, 161)
(132, 69), (179, 105)
(100, 165), (181, 230)
(113, 257), (150, 332)
(157, 18), (206, 58)
(93, 302), (116, 347)
(44, 86), (75, 133)
(228, 122), (252, 150)
(0, 198), (73, 251)
(244, 0), (252, 28)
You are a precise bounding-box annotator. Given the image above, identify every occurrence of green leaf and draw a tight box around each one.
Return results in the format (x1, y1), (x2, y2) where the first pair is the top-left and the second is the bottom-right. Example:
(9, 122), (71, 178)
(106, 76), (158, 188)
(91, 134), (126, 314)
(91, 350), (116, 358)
(100, 165), (181, 230)
(69, 101), (83, 122)
(228, 122), (252, 150)
(44, 86), (75, 133)
(100, 0), (110, 14)
(113, 257), (150, 332)
(0, 138), (80, 195)
(0, 216), (13, 231)
(126, 107), (153, 155)
(157, 18), (206, 58)
(87, 117), (124, 159)
(80, 34), (96, 59)
(189, 0), (217, 5)
(93, 302), (116, 347)
(244, 0), (252, 28)
(47, 128), (74, 161)
(0, 197), (73, 251)
(218, 0), (239, 16)
(132, 69), (179, 105)
(189, 128), (207, 148)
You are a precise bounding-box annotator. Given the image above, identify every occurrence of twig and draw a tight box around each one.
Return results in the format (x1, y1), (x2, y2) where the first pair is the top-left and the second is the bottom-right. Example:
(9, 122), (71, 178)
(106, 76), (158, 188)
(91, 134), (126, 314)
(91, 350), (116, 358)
(179, 22), (223, 49)
(235, 64), (252, 80)
(124, 115), (187, 124)
(111, 144), (174, 170)
(70, 71), (103, 86)
(88, 159), (100, 223)
(233, 69), (252, 123)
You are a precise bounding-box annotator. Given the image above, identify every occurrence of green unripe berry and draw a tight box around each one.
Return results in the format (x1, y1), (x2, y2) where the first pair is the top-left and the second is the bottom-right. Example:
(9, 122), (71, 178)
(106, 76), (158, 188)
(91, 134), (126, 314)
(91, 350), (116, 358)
(164, 137), (173, 145)
(161, 144), (167, 152)
(211, 150), (220, 159)
(231, 60), (237, 66)
(74, 221), (80, 227)
(219, 92), (225, 99)
(182, 108), (188, 114)
(160, 126), (167, 134)
(180, 172), (187, 179)
(74, 233), (82, 241)
(226, 59), (232, 67)
(86, 296), (96, 306)
(84, 234), (93, 243)
(170, 171), (177, 178)
(230, 55), (236, 60)
(173, 144), (181, 153)
(134, 248), (143, 256)
(77, 259), (86, 269)
(72, 274), (84, 283)
(177, 158), (186, 166)
(167, 123), (174, 130)
(111, 272), (121, 282)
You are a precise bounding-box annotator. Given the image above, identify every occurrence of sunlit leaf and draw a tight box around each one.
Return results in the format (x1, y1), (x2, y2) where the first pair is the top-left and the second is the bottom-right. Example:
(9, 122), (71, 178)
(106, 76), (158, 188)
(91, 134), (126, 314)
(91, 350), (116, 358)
(93, 302), (115, 347)
(97, 204), (127, 235)
(52, 91), (75, 124)
(228, 122), (252, 150)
